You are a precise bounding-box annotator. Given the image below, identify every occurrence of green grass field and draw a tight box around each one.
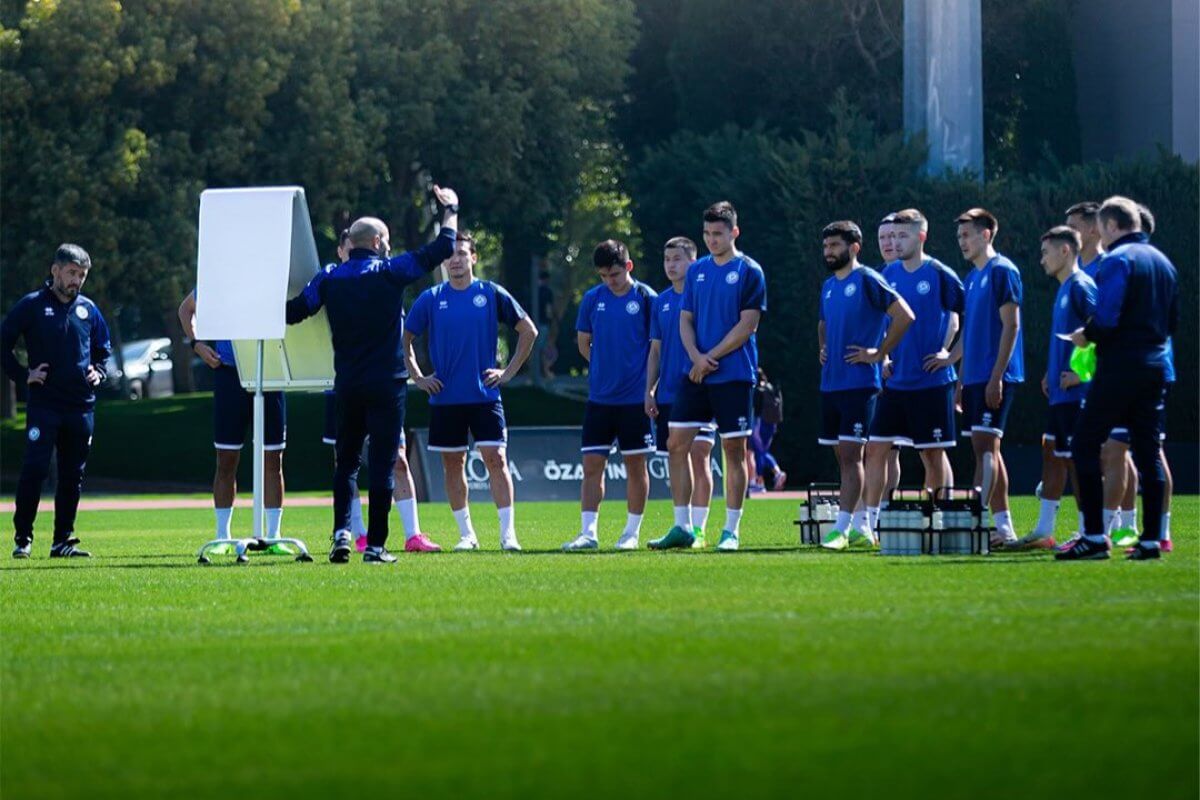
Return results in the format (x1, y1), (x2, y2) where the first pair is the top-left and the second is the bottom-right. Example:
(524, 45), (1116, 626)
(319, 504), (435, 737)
(2, 496), (1197, 799)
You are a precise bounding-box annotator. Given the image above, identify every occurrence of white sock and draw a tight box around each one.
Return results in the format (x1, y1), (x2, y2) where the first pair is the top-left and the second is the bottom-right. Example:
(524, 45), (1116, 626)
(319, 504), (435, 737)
(1161, 512), (1171, 541)
(453, 506), (475, 539)
(993, 510), (1013, 533)
(725, 507), (744, 536)
(395, 498), (420, 539)
(692, 506), (710, 532)
(835, 510), (853, 532)
(214, 507), (233, 539)
(1121, 506), (1138, 533)
(1035, 499), (1059, 535)
(349, 495), (366, 535)
(673, 505), (691, 528)
(1103, 508), (1118, 533)
(581, 510), (598, 539)
(266, 508), (282, 538)
(851, 509), (871, 534)
(498, 506), (514, 537)
(867, 506), (880, 531)
(623, 512), (643, 538)
(1078, 511), (1085, 532)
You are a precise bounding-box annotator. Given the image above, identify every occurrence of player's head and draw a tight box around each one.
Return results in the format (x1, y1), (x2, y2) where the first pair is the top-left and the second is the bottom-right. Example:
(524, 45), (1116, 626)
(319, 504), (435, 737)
(348, 216), (390, 257)
(1137, 202), (1155, 236)
(663, 236), (697, 284)
(50, 243), (91, 300)
(1096, 195), (1141, 248)
(877, 212), (898, 263)
(821, 220), (862, 272)
(954, 207), (998, 262)
(890, 209), (927, 260)
(1039, 226), (1081, 279)
(446, 231), (478, 281)
(1064, 201), (1101, 251)
(702, 201), (739, 258)
(593, 239), (633, 291)
(336, 229), (352, 263)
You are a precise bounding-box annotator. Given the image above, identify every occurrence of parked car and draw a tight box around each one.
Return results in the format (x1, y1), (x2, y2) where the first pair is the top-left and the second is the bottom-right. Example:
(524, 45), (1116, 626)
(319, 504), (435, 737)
(103, 338), (175, 400)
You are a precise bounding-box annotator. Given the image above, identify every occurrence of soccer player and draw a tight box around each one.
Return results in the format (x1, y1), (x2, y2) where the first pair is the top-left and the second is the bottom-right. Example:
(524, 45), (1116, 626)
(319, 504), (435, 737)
(864, 209), (962, 521)
(645, 236), (717, 550)
(816, 221), (913, 550)
(952, 208), (1025, 547)
(404, 232), (537, 552)
(1058, 196), (1177, 561)
(286, 186), (459, 563)
(564, 240), (658, 551)
(179, 283), (290, 552)
(3, 244), (111, 558)
(1015, 226), (1096, 548)
(1065, 202), (1104, 278)
(666, 201), (768, 552)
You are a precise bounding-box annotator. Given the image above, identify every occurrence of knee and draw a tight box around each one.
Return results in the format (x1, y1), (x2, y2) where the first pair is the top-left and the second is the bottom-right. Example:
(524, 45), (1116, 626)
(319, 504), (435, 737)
(392, 452), (410, 477)
(666, 430), (691, 455)
(583, 457), (606, 479)
(214, 452), (239, 480)
(481, 449), (507, 472)
(722, 438), (747, 462)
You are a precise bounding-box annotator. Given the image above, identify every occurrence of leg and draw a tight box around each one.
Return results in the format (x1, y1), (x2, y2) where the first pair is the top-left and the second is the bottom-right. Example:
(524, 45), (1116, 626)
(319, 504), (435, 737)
(836, 442), (865, 514)
(918, 448), (951, 494)
(441, 450), (469, 512)
(1101, 439), (1128, 512)
(624, 453), (649, 516)
(332, 392), (367, 536)
(52, 412), (94, 544)
(864, 442), (891, 508)
(581, 453), (607, 513)
(392, 445), (417, 502)
(667, 426), (700, 508)
(689, 437), (714, 538)
(264, 450), (284, 508)
(13, 409), (57, 546)
(885, 448), (902, 498)
(1127, 376), (1167, 545)
(1041, 438), (1067, 501)
(481, 446), (513, 510)
(364, 393), (402, 549)
(214, 449), (240, 508)
(722, 435), (749, 512)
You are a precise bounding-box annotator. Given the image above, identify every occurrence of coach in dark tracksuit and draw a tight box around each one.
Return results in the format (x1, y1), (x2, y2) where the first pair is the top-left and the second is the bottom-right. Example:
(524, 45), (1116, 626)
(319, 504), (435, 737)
(1, 244), (112, 558)
(1058, 196), (1178, 561)
(286, 188), (458, 563)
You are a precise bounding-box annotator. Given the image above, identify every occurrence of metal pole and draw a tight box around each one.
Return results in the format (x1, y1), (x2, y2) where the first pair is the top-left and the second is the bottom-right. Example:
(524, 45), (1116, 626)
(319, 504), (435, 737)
(253, 339), (265, 540)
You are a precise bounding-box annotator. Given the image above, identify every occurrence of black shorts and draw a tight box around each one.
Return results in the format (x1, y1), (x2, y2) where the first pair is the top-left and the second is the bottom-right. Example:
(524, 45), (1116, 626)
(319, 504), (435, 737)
(213, 365), (286, 450)
(582, 402), (655, 455)
(670, 379), (754, 438)
(655, 402), (715, 455)
(1045, 402), (1082, 457)
(961, 381), (1018, 439)
(428, 401), (507, 451)
(819, 388), (877, 445)
(868, 384), (956, 449)
(1106, 383), (1169, 444)
(322, 390), (337, 445)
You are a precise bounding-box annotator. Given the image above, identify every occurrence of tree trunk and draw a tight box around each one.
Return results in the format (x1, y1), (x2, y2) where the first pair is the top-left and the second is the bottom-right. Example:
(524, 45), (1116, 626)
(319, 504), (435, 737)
(165, 309), (194, 394)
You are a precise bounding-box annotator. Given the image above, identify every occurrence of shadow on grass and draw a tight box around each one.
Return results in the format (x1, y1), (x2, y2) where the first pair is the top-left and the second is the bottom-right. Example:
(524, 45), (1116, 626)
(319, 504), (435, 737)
(0, 559), (299, 572)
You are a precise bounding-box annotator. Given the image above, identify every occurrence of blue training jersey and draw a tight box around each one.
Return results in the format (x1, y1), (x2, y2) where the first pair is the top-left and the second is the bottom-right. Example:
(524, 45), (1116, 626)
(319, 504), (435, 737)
(961, 254), (1025, 386)
(880, 258), (963, 391)
(405, 279), (526, 406)
(819, 266), (898, 392)
(1079, 253), (1102, 280)
(576, 280), (657, 405)
(1047, 270), (1097, 406)
(649, 286), (689, 405)
(680, 253), (767, 385)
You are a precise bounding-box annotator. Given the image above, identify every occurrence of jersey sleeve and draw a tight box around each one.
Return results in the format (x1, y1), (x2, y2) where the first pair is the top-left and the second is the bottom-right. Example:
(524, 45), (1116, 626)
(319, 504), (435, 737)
(939, 266), (965, 314)
(286, 270), (326, 324)
(650, 300), (663, 341)
(388, 228), (456, 281)
(862, 270), (898, 312)
(493, 283), (527, 328)
(404, 290), (432, 336)
(1070, 276), (1097, 323)
(740, 266), (767, 313)
(575, 290), (595, 333)
(993, 264), (1023, 307)
(89, 305), (113, 374)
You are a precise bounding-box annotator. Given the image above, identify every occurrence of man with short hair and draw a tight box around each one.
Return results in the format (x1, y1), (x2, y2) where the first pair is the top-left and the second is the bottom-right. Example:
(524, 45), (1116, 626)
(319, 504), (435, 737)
(286, 186), (459, 563)
(864, 209), (962, 524)
(564, 240), (658, 551)
(876, 213), (904, 502)
(1065, 202), (1104, 279)
(1058, 195), (1177, 561)
(816, 221), (913, 551)
(1015, 226), (1096, 549)
(3, 244), (111, 558)
(667, 201), (768, 552)
(951, 208), (1025, 547)
(646, 236), (717, 550)
(404, 232), (537, 552)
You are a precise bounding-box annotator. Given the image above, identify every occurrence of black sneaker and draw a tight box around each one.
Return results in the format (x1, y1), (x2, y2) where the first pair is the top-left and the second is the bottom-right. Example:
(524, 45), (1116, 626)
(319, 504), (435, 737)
(363, 546), (397, 563)
(1126, 543), (1162, 561)
(1054, 536), (1110, 561)
(12, 540), (31, 559)
(49, 538), (91, 558)
(329, 530), (352, 564)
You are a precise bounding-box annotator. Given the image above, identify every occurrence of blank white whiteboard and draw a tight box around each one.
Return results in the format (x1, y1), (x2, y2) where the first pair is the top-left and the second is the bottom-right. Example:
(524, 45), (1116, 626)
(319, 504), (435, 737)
(194, 186), (334, 390)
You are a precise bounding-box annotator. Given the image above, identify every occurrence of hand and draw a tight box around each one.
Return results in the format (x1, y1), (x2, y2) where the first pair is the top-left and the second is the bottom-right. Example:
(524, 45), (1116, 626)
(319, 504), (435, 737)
(1041, 373), (1049, 398)
(882, 357), (893, 380)
(194, 342), (222, 369)
(86, 365), (102, 386)
(482, 368), (508, 388)
(27, 363), (48, 385)
(923, 349), (954, 372)
(414, 374), (443, 395)
(818, 344), (827, 365)
(954, 383), (963, 414)
(1059, 370), (1081, 391)
(844, 345), (883, 365)
(644, 393), (658, 419)
(432, 185), (458, 208)
(986, 375), (1003, 410)
(1068, 328), (1089, 349)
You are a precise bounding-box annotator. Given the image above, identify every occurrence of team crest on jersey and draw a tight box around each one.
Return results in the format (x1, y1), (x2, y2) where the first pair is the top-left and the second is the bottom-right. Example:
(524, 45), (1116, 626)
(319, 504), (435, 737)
(28, 427), (40, 442)
(916, 280), (931, 295)
(697, 273), (706, 282)
(473, 294), (487, 308)
(1059, 296), (1068, 309)
(625, 301), (640, 314)
(662, 302), (670, 312)
(725, 271), (740, 284)
(75, 305), (89, 319)
(843, 284), (857, 297)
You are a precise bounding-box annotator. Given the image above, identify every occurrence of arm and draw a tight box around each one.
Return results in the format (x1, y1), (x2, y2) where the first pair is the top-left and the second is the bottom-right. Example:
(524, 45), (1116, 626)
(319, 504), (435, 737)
(177, 291), (222, 368)
(986, 302), (1020, 409)
(847, 297), (915, 364)
(1081, 259), (1127, 345)
(285, 273), (323, 325)
(577, 331), (592, 363)
(924, 312), (962, 371)
(403, 329), (442, 395)
(645, 339), (662, 417)
(705, 309), (761, 361)
(817, 320), (826, 365)
(1, 302), (30, 384)
(87, 308), (113, 385)
(485, 317), (538, 387)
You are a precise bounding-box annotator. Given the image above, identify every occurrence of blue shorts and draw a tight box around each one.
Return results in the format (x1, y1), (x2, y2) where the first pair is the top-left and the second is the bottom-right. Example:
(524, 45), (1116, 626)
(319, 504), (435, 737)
(1045, 401), (1081, 457)
(868, 384), (956, 449)
(669, 379), (754, 438)
(582, 402), (655, 455)
(960, 381), (1017, 438)
(213, 365), (286, 450)
(1106, 384), (1169, 444)
(819, 388), (877, 445)
(429, 401), (507, 452)
(655, 403), (715, 455)
(322, 390), (337, 445)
